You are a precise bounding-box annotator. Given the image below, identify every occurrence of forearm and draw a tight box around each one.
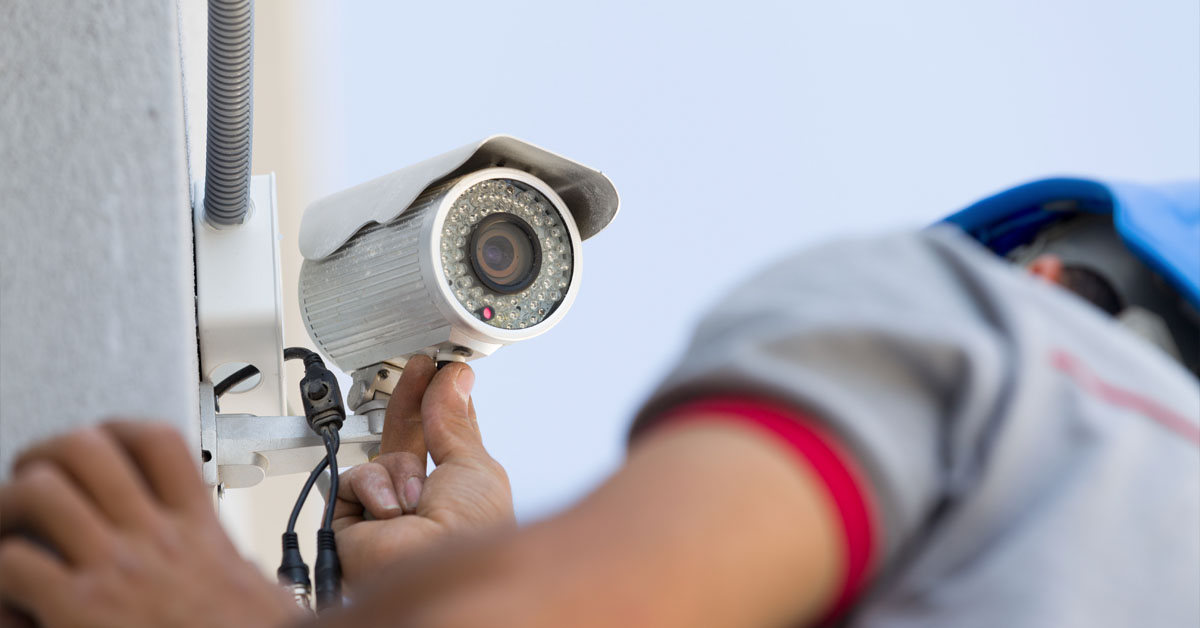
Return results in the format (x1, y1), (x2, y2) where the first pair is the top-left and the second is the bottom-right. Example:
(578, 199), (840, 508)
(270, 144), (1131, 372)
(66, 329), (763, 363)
(323, 419), (844, 627)
(522, 419), (843, 627)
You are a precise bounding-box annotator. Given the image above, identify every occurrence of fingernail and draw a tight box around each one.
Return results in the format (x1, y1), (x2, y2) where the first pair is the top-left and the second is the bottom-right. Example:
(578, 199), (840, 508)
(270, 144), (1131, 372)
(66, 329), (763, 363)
(454, 367), (475, 398)
(382, 506), (402, 516)
(373, 482), (401, 512)
(402, 476), (423, 512)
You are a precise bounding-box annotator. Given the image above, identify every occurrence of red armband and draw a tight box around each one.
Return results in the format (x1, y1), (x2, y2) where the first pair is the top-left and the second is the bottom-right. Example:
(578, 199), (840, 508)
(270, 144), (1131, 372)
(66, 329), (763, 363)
(655, 397), (878, 622)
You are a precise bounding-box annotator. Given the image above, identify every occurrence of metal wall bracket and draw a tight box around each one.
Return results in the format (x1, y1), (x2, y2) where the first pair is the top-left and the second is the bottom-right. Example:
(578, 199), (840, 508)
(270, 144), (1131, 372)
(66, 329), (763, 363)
(194, 174), (287, 419)
(200, 381), (218, 486)
(200, 406), (384, 489)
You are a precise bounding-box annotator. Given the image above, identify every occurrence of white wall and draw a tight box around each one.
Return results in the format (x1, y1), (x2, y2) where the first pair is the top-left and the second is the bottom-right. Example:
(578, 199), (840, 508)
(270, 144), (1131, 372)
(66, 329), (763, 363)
(0, 1), (199, 475)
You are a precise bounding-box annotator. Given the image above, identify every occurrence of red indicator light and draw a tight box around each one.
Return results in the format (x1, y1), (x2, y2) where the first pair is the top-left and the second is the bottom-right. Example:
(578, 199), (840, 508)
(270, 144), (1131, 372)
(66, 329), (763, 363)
(481, 306), (494, 321)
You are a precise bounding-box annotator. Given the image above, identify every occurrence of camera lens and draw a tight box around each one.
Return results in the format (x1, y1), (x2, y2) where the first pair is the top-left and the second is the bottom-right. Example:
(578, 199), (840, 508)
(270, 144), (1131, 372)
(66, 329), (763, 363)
(481, 236), (514, 270)
(468, 213), (541, 294)
(441, 176), (575, 330)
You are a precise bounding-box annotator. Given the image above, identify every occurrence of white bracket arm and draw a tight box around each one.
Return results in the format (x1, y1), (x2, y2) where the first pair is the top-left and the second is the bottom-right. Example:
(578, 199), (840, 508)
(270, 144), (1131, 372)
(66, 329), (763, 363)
(200, 380), (385, 490)
(207, 414), (382, 489)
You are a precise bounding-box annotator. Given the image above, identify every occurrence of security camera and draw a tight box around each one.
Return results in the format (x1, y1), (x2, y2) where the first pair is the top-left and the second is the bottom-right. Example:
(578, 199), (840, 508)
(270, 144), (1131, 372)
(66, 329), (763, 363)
(297, 135), (618, 409)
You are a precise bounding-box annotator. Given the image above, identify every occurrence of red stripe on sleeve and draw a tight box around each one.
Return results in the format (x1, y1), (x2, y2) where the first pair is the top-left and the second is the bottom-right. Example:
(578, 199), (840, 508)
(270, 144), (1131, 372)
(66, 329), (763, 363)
(654, 397), (878, 623)
(1050, 350), (1200, 447)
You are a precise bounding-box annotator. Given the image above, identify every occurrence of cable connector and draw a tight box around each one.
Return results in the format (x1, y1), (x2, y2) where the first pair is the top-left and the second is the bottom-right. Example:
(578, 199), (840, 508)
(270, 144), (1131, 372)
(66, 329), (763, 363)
(277, 531), (312, 611)
(299, 357), (345, 433)
(313, 529), (342, 611)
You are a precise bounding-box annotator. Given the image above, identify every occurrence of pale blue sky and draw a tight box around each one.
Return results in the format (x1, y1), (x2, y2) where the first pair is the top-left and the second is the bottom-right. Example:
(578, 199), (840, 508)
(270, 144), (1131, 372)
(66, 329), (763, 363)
(322, 0), (1199, 520)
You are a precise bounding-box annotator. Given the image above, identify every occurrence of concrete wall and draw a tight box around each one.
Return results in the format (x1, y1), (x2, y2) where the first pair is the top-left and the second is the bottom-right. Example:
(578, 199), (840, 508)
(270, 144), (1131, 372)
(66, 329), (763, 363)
(0, 1), (199, 473)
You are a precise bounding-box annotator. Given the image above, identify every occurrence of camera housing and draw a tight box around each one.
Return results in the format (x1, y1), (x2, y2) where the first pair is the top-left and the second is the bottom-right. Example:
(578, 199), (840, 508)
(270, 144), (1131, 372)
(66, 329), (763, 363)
(297, 136), (618, 376)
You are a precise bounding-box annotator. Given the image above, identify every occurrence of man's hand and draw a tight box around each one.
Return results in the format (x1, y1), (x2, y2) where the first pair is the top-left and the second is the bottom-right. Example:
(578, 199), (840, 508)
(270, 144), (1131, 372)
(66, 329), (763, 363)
(332, 356), (514, 587)
(0, 422), (299, 628)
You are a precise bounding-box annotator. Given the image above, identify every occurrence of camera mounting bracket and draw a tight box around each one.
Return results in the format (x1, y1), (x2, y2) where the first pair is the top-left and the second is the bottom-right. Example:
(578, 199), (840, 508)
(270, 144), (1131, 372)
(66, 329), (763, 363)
(200, 384), (383, 490)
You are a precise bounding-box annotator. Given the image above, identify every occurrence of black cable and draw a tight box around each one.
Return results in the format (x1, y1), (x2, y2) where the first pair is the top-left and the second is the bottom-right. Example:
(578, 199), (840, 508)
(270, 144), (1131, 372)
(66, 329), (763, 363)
(213, 364), (260, 398)
(284, 346), (319, 363)
(276, 419), (338, 604)
(273, 344), (344, 610)
(276, 423), (339, 605)
(214, 347), (316, 407)
(321, 428), (340, 529)
(314, 426), (343, 610)
(284, 352), (342, 532)
(288, 455), (329, 533)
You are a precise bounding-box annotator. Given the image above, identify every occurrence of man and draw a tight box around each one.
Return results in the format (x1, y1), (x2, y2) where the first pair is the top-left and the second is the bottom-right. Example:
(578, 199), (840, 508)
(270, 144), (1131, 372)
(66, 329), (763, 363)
(1, 177), (1197, 627)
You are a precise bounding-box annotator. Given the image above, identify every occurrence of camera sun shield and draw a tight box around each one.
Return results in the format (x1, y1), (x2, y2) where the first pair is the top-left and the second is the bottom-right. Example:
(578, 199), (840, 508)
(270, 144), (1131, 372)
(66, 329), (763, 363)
(299, 135), (618, 262)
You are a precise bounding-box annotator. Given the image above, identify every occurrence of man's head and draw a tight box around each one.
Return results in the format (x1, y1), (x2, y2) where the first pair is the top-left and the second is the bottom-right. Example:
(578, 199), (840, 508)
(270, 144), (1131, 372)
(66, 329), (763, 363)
(944, 177), (1200, 376)
(1027, 254), (1125, 316)
(1012, 213), (1198, 374)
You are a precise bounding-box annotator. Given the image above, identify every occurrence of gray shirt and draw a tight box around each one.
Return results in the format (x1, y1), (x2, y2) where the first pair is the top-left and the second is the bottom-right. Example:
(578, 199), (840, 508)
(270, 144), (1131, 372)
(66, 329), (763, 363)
(634, 226), (1200, 627)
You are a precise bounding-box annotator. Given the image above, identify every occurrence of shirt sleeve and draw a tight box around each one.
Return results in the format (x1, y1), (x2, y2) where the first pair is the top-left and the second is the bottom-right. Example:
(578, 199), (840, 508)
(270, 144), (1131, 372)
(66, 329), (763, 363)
(648, 397), (879, 622)
(630, 228), (1017, 581)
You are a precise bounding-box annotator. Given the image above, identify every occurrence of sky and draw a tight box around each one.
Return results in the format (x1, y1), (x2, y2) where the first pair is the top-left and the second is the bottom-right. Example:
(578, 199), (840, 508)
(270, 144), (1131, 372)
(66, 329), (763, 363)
(305, 0), (1199, 521)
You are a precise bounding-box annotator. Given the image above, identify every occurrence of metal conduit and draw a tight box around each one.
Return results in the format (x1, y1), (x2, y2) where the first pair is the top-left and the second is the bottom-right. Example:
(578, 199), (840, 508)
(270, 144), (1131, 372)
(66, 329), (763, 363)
(202, 0), (254, 228)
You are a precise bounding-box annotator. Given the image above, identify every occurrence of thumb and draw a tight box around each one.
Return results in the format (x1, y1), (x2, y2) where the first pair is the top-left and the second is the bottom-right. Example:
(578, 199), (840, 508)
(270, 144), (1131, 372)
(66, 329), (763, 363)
(421, 362), (483, 465)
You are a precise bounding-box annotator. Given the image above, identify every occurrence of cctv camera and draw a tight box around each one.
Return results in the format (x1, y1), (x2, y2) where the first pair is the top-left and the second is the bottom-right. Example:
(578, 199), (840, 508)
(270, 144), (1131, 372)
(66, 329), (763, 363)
(296, 135), (618, 389)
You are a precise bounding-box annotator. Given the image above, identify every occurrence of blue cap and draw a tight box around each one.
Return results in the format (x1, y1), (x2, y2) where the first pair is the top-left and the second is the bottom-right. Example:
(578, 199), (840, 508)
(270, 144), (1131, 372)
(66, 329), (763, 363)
(943, 177), (1200, 309)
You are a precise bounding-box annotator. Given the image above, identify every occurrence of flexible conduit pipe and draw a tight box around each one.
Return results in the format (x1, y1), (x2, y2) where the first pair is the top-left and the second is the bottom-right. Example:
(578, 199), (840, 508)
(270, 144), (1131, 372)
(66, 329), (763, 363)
(203, 0), (254, 228)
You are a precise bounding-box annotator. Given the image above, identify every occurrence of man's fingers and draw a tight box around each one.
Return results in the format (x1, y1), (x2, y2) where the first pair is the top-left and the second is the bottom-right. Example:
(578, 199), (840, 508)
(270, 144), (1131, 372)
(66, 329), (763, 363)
(373, 452), (427, 514)
(14, 427), (160, 531)
(101, 421), (210, 514)
(335, 462), (404, 522)
(421, 363), (484, 465)
(0, 537), (69, 622)
(380, 356), (436, 461)
(0, 463), (116, 565)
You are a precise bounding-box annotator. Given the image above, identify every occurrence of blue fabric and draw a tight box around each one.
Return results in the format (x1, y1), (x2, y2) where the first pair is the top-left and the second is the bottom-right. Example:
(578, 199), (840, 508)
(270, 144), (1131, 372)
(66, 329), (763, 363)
(943, 177), (1200, 309)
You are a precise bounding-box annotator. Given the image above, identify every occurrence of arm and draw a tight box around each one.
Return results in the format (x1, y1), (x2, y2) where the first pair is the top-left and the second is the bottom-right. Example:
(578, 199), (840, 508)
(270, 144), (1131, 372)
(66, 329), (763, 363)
(323, 412), (848, 628)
